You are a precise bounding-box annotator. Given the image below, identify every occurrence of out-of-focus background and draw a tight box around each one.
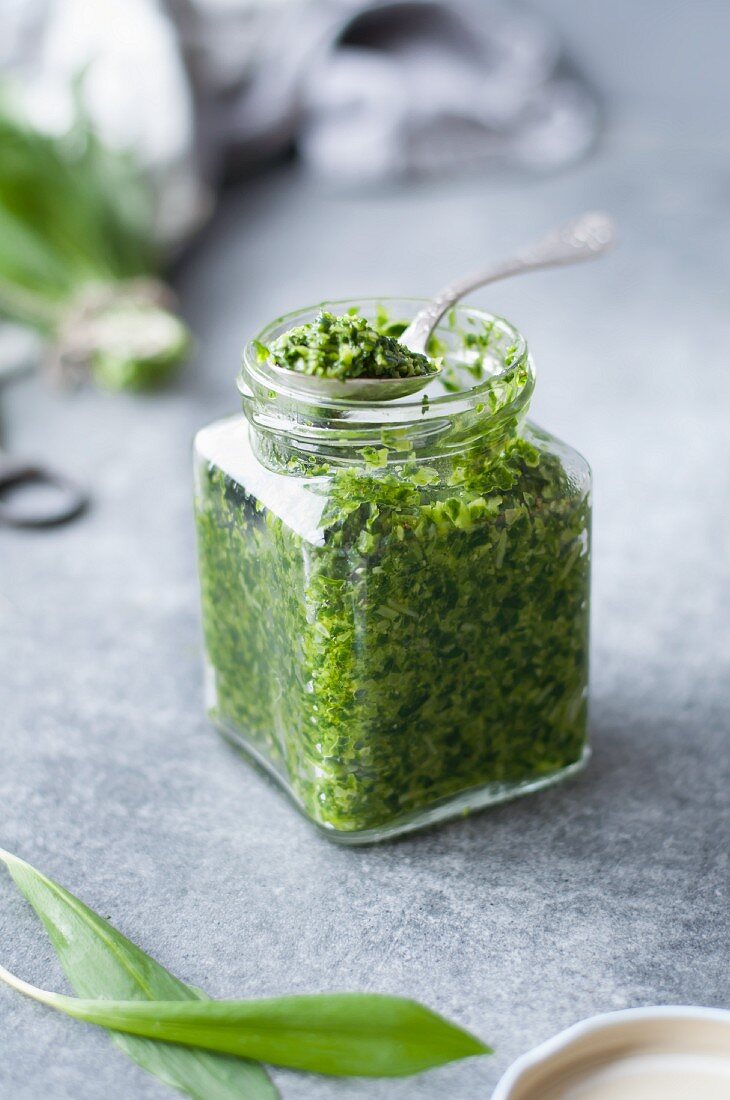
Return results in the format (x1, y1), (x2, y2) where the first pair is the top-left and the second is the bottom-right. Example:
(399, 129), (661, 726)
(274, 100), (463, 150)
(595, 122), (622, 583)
(1, 2), (729, 1098)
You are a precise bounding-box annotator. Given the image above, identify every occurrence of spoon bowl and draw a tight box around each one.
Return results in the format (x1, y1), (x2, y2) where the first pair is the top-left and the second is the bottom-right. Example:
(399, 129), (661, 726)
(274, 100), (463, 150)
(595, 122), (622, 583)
(265, 361), (442, 402)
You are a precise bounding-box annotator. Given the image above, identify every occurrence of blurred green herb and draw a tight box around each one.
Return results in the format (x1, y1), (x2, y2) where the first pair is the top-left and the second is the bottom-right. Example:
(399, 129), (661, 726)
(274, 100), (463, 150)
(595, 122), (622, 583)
(0, 849), (489, 1092)
(0, 91), (189, 390)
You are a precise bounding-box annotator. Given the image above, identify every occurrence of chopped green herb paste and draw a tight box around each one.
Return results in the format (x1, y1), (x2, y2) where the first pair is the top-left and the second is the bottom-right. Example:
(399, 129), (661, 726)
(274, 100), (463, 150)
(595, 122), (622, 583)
(195, 305), (591, 839)
(266, 309), (437, 380)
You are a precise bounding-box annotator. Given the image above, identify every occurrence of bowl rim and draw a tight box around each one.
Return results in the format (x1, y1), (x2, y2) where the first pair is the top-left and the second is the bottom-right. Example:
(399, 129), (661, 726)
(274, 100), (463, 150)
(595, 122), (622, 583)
(492, 1005), (730, 1099)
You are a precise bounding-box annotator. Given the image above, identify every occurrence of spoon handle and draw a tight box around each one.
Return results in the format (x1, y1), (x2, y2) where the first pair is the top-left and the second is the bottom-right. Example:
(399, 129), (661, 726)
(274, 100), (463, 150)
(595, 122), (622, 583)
(400, 211), (616, 355)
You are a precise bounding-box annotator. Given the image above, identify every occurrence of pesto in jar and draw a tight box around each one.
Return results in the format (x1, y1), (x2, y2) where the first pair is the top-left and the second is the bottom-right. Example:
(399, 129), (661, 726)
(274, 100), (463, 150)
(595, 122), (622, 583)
(194, 302), (591, 841)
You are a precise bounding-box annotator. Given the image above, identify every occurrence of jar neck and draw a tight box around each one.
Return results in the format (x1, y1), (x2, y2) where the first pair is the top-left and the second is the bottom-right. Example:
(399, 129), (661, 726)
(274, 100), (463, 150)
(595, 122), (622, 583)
(238, 301), (535, 474)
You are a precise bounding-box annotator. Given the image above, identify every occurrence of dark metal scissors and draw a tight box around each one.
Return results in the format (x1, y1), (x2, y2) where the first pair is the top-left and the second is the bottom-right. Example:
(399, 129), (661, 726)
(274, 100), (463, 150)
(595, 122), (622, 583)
(0, 450), (88, 528)
(0, 327), (89, 528)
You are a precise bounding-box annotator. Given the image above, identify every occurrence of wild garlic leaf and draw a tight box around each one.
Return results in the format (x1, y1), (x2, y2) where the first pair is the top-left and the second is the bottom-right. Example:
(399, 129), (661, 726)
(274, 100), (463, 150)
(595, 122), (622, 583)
(0, 101), (155, 312)
(0, 849), (278, 1100)
(0, 101), (190, 390)
(0, 973), (489, 1077)
(0, 848), (490, 1079)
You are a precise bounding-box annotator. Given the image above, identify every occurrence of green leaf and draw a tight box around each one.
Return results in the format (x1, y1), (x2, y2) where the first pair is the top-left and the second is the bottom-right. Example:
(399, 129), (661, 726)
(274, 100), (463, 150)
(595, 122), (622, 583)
(0, 978), (488, 1077)
(0, 849), (489, 1079)
(0, 849), (278, 1100)
(0, 847), (490, 1079)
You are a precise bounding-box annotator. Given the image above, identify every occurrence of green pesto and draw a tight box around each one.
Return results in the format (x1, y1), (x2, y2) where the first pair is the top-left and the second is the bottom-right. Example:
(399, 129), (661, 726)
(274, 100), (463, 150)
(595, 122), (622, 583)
(195, 310), (591, 838)
(265, 309), (438, 380)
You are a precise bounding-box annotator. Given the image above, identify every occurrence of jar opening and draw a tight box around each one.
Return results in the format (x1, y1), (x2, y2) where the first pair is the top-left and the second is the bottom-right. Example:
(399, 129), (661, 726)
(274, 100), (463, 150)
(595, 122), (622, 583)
(239, 299), (535, 465)
(241, 298), (530, 406)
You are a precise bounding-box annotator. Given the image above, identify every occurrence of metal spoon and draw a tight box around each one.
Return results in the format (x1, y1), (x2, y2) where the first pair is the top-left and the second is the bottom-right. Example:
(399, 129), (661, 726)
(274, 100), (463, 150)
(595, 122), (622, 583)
(266, 211), (615, 402)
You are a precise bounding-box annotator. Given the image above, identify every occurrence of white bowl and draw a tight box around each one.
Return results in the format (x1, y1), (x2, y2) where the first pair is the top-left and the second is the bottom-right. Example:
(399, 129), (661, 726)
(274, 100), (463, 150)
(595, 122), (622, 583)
(492, 1006), (730, 1099)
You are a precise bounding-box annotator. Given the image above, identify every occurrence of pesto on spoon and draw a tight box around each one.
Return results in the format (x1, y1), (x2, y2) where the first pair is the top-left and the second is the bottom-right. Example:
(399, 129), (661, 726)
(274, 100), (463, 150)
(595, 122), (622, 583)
(264, 308), (440, 402)
(263, 211), (615, 402)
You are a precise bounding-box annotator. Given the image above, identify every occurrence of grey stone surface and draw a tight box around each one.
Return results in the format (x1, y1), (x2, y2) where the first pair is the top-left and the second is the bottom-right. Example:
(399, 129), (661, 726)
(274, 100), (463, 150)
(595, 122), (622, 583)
(1, 4), (729, 1097)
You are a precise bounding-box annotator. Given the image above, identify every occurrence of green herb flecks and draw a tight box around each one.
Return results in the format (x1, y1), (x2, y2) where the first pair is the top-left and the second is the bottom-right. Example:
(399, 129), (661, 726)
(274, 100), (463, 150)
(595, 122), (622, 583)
(0, 849), (489, 1088)
(197, 433), (589, 835)
(267, 309), (438, 380)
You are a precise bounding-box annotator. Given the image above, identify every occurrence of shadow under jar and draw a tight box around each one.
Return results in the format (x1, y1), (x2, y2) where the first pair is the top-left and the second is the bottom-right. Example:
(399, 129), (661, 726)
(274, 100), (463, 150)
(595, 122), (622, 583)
(194, 299), (592, 843)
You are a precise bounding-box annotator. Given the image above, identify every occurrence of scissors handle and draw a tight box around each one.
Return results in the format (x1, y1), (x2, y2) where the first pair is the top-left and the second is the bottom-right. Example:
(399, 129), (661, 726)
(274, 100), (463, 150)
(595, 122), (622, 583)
(0, 455), (88, 528)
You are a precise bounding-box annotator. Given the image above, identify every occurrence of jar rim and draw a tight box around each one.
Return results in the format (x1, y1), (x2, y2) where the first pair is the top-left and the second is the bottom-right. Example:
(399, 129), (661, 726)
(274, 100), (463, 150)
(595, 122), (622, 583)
(238, 297), (532, 413)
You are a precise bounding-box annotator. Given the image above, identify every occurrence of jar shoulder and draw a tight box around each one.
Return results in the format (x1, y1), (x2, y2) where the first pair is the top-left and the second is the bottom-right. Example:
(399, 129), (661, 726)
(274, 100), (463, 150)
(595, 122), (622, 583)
(194, 414), (591, 547)
(523, 420), (592, 497)
(195, 414), (332, 546)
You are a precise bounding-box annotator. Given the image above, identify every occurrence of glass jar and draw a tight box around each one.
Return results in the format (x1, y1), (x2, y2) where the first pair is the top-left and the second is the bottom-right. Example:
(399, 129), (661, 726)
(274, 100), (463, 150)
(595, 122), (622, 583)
(194, 299), (591, 842)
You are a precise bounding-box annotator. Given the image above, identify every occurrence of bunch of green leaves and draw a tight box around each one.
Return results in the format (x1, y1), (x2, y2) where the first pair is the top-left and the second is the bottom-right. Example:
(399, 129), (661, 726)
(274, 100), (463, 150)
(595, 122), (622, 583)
(0, 91), (189, 389)
(0, 849), (489, 1098)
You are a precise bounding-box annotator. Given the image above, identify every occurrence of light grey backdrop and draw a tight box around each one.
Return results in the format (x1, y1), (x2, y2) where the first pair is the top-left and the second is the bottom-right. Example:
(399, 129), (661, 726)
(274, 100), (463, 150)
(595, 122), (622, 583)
(1, 2), (728, 1097)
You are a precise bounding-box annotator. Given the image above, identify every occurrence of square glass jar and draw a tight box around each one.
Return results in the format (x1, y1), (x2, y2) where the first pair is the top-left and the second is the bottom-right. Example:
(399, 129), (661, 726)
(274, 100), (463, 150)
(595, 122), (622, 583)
(194, 300), (591, 842)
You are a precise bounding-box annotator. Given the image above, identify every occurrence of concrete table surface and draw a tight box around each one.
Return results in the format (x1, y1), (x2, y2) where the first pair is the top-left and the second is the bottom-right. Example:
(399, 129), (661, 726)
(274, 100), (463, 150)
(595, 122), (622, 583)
(1, 14), (729, 1099)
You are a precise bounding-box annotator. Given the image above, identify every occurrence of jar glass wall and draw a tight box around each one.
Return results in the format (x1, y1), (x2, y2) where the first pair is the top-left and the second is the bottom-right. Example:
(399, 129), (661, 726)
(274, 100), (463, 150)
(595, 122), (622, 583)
(194, 300), (591, 842)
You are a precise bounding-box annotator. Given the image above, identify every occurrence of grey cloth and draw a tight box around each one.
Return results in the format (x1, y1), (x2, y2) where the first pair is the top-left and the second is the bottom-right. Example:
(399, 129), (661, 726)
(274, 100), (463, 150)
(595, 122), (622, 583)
(296, 1), (599, 183)
(1, 0), (597, 239)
